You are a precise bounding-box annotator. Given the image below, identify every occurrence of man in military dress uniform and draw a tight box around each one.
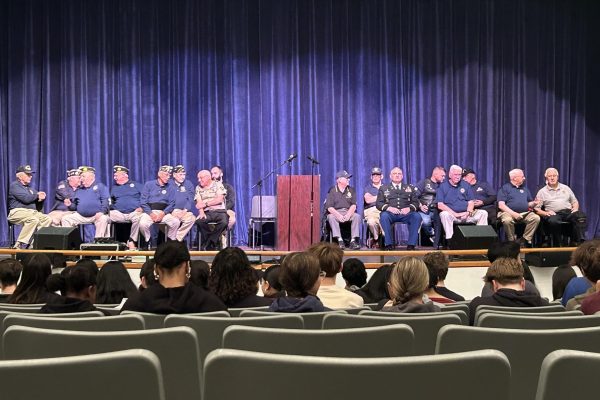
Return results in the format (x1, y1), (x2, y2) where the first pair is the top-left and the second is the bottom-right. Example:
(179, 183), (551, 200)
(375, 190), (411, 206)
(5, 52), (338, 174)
(376, 167), (421, 250)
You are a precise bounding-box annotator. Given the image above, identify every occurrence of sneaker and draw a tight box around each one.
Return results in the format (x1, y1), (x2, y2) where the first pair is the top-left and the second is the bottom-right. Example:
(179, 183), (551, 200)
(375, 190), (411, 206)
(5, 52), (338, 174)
(383, 245), (395, 251)
(349, 241), (360, 250)
(126, 240), (137, 251)
(406, 245), (416, 251)
(13, 242), (28, 250)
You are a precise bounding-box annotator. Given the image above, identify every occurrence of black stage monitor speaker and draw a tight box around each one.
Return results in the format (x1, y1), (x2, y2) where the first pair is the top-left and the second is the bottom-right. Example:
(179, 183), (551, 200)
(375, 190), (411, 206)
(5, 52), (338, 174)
(450, 225), (497, 250)
(525, 251), (573, 268)
(33, 227), (81, 250)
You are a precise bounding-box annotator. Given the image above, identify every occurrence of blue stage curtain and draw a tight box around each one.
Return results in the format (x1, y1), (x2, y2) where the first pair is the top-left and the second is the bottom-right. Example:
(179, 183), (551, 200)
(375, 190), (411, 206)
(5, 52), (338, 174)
(1, 0), (599, 245)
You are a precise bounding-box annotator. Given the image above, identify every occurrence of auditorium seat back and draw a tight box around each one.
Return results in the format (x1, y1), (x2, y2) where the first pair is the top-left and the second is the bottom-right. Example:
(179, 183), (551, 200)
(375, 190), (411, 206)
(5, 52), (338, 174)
(223, 324), (415, 357)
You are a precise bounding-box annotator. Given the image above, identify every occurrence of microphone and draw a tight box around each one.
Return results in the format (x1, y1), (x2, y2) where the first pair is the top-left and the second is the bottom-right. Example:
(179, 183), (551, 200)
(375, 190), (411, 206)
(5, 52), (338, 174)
(307, 155), (320, 165)
(285, 153), (297, 163)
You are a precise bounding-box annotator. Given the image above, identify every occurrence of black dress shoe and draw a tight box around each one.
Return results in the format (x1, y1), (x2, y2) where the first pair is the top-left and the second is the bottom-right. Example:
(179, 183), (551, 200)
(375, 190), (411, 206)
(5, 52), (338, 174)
(337, 241), (346, 250)
(406, 245), (416, 251)
(349, 241), (361, 250)
(383, 245), (395, 251)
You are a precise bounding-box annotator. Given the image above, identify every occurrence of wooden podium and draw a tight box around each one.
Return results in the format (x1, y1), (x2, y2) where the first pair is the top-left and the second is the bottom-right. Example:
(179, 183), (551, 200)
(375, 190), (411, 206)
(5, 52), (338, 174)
(276, 175), (320, 251)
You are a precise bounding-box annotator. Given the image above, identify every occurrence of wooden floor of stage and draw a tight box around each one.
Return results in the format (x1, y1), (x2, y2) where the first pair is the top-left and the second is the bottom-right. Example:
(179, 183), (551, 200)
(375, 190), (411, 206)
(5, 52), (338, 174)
(0, 246), (576, 269)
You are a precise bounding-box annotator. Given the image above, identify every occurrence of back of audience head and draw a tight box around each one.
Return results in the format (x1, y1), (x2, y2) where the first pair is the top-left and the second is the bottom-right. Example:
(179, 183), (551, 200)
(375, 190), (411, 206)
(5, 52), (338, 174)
(9, 254), (52, 304)
(485, 257), (525, 290)
(46, 265), (98, 303)
(190, 260), (210, 289)
(354, 264), (393, 303)
(153, 241), (191, 286)
(96, 261), (137, 304)
(261, 264), (282, 298)
(570, 239), (600, 278)
(342, 258), (367, 289)
(388, 257), (429, 305)
(279, 252), (321, 298)
(582, 249), (600, 283)
(307, 242), (343, 277)
(208, 247), (258, 306)
(74, 258), (99, 279)
(552, 264), (577, 300)
(0, 259), (23, 294)
(139, 259), (157, 291)
(422, 251), (449, 285)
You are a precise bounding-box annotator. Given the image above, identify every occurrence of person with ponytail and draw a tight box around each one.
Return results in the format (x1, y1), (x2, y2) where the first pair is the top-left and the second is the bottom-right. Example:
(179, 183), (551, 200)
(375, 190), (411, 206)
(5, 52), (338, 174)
(41, 265), (107, 314)
(380, 256), (441, 313)
(122, 241), (226, 314)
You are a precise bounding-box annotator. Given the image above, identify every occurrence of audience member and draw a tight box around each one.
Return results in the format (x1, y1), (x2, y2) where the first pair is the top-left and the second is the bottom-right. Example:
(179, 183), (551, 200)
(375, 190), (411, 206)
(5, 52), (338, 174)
(122, 241), (226, 313)
(423, 255), (456, 304)
(74, 258), (100, 277)
(190, 260), (210, 289)
(138, 259), (157, 291)
(565, 240), (600, 310)
(261, 264), (283, 298)
(9, 254), (56, 304)
(342, 258), (367, 291)
(468, 257), (549, 324)
(269, 252), (327, 313)
(209, 247), (272, 308)
(308, 243), (364, 308)
(0, 259), (23, 302)
(482, 241), (539, 296)
(95, 261), (138, 304)
(561, 239), (600, 306)
(422, 251), (465, 301)
(552, 265), (577, 301)
(41, 265), (108, 314)
(579, 253), (600, 314)
(380, 257), (441, 313)
(354, 264), (393, 305)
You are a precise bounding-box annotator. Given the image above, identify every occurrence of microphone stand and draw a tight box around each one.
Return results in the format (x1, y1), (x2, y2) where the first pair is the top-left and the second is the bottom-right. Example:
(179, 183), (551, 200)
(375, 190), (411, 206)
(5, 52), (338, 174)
(251, 157), (291, 251)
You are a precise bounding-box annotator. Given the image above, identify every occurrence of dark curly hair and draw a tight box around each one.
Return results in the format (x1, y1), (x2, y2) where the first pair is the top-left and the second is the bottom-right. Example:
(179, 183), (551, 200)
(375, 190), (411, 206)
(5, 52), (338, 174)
(208, 247), (258, 306)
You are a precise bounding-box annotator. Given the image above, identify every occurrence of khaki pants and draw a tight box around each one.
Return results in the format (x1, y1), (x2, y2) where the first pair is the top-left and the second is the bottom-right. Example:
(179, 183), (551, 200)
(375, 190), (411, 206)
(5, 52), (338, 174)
(498, 211), (540, 242)
(168, 210), (196, 241)
(363, 206), (381, 240)
(48, 210), (74, 226)
(440, 210), (488, 239)
(109, 210), (143, 241)
(139, 211), (181, 242)
(8, 208), (52, 245)
(61, 212), (110, 238)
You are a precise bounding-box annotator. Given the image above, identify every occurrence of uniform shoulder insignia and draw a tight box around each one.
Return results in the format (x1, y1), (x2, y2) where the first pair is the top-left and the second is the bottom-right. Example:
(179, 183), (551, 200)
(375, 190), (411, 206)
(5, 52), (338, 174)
(405, 187), (412, 192)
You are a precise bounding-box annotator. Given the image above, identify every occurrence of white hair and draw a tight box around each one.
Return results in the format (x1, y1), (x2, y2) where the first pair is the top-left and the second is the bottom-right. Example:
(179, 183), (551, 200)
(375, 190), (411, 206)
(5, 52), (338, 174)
(449, 165), (462, 174)
(508, 169), (523, 179)
(544, 167), (559, 177)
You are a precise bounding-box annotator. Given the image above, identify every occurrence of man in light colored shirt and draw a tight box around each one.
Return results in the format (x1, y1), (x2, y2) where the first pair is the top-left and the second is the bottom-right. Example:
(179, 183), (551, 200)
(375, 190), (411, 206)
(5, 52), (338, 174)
(535, 167), (587, 246)
(195, 169), (228, 250)
(308, 242), (364, 308)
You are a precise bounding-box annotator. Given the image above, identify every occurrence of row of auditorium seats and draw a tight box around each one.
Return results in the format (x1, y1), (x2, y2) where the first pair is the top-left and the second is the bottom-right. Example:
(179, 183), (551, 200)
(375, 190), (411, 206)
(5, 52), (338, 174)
(1, 305), (600, 399)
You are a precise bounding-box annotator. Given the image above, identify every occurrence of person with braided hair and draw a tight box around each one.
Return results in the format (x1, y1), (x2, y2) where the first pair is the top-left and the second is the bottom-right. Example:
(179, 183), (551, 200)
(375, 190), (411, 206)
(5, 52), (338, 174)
(379, 256), (441, 313)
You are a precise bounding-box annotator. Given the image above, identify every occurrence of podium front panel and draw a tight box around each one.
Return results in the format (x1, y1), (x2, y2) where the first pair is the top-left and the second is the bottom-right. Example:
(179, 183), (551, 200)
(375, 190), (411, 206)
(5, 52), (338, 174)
(276, 175), (320, 251)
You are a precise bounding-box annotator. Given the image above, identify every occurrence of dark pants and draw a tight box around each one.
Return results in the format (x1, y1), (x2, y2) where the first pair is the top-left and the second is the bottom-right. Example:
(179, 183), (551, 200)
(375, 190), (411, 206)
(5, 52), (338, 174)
(380, 210), (422, 246)
(542, 209), (587, 245)
(195, 211), (229, 250)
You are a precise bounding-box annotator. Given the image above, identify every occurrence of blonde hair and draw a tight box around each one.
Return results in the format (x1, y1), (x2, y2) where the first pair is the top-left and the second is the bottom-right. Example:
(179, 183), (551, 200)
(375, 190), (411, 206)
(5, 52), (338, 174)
(388, 257), (429, 304)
